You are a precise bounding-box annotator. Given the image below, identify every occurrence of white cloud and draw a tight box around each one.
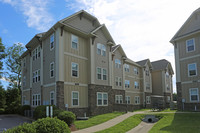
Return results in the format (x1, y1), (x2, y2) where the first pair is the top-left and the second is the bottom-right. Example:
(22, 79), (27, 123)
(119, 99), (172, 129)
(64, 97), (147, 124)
(72, 0), (200, 92)
(0, 0), (54, 31)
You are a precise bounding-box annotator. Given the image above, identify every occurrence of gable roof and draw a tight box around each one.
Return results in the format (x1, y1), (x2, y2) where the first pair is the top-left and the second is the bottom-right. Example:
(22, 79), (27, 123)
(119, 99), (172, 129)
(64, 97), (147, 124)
(125, 58), (141, 67)
(151, 59), (174, 74)
(170, 8), (200, 43)
(136, 59), (149, 66)
(111, 44), (127, 57)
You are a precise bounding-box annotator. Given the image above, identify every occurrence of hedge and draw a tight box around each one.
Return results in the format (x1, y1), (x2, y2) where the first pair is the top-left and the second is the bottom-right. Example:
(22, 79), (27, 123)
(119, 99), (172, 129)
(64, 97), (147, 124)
(4, 123), (36, 133)
(57, 111), (76, 126)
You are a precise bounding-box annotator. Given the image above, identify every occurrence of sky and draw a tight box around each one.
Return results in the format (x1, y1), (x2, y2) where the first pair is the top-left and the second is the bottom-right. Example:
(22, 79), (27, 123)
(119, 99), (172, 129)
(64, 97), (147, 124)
(0, 0), (200, 92)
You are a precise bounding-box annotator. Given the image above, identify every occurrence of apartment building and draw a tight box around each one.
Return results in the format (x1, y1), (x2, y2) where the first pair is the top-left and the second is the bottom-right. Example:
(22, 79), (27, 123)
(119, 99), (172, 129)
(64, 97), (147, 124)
(151, 59), (174, 108)
(21, 10), (173, 116)
(170, 8), (200, 111)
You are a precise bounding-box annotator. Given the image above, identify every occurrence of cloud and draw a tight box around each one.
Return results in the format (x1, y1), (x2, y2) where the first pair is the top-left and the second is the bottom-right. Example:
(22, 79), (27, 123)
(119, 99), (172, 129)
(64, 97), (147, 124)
(70, 0), (200, 92)
(0, 0), (54, 31)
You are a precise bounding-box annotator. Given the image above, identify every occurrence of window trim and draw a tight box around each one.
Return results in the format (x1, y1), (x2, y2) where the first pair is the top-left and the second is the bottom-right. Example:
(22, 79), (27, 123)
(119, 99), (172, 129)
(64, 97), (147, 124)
(96, 67), (107, 80)
(186, 38), (195, 53)
(134, 81), (139, 89)
(134, 96), (140, 104)
(97, 43), (106, 56)
(50, 62), (54, 78)
(115, 77), (122, 87)
(125, 96), (131, 104)
(97, 92), (108, 106)
(125, 80), (130, 88)
(134, 67), (139, 75)
(124, 64), (130, 72)
(72, 91), (79, 106)
(32, 94), (41, 106)
(71, 62), (79, 78)
(146, 96), (151, 104)
(50, 33), (54, 51)
(115, 59), (121, 68)
(115, 95), (123, 104)
(189, 88), (199, 102)
(71, 34), (78, 50)
(188, 63), (197, 77)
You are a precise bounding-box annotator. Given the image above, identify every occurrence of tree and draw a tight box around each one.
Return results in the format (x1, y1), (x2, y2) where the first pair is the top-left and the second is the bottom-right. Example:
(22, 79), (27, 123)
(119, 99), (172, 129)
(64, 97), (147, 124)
(173, 93), (177, 101)
(5, 43), (25, 90)
(0, 83), (6, 109)
(0, 37), (6, 78)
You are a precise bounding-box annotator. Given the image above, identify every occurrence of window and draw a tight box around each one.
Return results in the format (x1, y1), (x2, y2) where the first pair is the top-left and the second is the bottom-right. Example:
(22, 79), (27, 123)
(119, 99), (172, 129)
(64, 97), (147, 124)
(167, 96), (171, 102)
(50, 91), (54, 105)
(38, 70), (40, 81)
(50, 62), (54, 78)
(72, 91), (79, 106)
(134, 81), (139, 89)
(188, 63), (197, 76)
(71, 35), (78, 49)
(38, 46), (40, 57)
(71, 62), (78, 77)
(97, 68), (102, 80)
(134, 96), (140, 104)
(166, 72), (169, 79)
(33, 50), (35, 61)
(115, 77), (122, 86)
(23, 76), (26, 86)
(190, 88), (199, 102)
(186, 38), (195, 52)
(125, 96), (130, 104)
(50, 34), (54, 50)
(32, 94), (41, 106)
(23, 96), (26, 105)
(166, 84), (170, 91)
(97, 92), (108, 106)
(115, 59), (121, 68)
(146, 96), (151, 104)
(97, 67), (107, 80)
(146, 83), (150, 90)
(33, 72), (35, 83)
(97, 43), (106, 56)
(134, 67), (139, 75)
(35, 48), (38, 59)
(124, 64), (130, 72)
(125, 80), (130, 88)
(146, 70), (149, 76)
(115, 95), (123, 104)
(35, 71), (38, 82)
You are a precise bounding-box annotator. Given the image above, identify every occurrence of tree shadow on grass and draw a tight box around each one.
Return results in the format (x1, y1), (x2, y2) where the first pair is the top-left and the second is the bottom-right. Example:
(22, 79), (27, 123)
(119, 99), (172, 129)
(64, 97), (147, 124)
(159, 113), (200, 133)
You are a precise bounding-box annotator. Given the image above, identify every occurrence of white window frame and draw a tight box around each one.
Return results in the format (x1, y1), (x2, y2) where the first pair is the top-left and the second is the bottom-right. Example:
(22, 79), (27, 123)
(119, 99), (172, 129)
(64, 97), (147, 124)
(125, 80), (130, 88)
(115, 77), (122, 87)
(97, 92), (108, 106)
(23, 96), (26, 105)
(124, 64), (130, 72)
(72, 91), (79, 106)
(50, 62), (54, 78)
(115, 95), (123, 104)
(146, 83), (150, 90)
(134, 67), (139, 75)
(125, 96), (130, 104)
(103, 68), (107, 80)
(146, 70), (149, 76)
(146, 96), (151, 104)
(96, 67), (107, 80)
(50, 91), (54, 105)
(38, 70), (40, 82)
(71, 34), (78, 50)
(134, 81), (139, 89)
(188, 63), (197, 77)
(186, 38), (195, 52)
(32, 50), (35, 61)
(190, 88), (199, 102)
(97, 43), (106, 56)
(32, 94), (41, 106)
(71, 62), (79, 78)
(50, 33), (54, 51)
(134, 96), (140, 104)
(115, 59), (121, 68)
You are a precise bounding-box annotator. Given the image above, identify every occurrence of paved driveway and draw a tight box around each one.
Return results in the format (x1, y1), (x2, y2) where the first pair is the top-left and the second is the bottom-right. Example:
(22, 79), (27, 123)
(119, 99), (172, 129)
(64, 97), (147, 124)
(0, 115), (33, 132)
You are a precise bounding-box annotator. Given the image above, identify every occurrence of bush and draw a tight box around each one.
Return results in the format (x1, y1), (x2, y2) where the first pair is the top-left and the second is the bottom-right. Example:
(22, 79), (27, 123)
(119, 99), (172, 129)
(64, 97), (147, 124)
(4, 123), (36, 133)
(57, 111), (76, 126)
(0, 108), (5, 114)
(19, 105), (31, 116)
(53, 109), (64, 117)
(33, 117), (70, 133)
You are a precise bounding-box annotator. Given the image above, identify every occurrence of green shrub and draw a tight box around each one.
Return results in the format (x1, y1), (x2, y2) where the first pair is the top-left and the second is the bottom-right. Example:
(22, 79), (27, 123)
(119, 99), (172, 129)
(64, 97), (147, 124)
(57, 111), (76, 126)
(33, 105), (59, 119)
(33, 117), (70, 133)
(53, 109), (64, 117)
(0, 108), (5, 114)
(4, 123), (36, 133)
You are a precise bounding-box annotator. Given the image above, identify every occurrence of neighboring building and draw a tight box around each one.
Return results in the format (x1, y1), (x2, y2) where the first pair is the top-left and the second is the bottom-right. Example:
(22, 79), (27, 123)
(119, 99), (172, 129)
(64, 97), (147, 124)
(21, 10), (174, 116)
(170, 8), (200, 111)
(151, 59), (174, 108)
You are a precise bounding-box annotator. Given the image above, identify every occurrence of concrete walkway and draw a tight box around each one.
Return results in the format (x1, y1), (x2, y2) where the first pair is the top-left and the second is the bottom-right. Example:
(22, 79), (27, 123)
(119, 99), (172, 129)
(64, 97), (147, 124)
(72, 111), (146, 133)
(126, 121), (155, 133)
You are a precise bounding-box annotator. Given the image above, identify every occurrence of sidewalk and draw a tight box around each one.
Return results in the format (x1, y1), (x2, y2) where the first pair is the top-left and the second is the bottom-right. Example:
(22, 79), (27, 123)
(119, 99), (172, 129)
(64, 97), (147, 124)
(72, 111), (146, 133)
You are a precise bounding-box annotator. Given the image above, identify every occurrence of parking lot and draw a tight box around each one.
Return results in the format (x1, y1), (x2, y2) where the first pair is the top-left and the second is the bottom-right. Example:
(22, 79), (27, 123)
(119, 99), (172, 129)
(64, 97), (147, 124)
(0, 115), (33, 132)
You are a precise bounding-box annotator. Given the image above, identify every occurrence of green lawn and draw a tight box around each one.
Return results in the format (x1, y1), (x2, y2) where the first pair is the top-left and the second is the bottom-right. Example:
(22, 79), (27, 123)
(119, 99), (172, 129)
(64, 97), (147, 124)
(96, 114), (144, 133)
(74, 112), (124, 129)
(149, 113), (200, 133)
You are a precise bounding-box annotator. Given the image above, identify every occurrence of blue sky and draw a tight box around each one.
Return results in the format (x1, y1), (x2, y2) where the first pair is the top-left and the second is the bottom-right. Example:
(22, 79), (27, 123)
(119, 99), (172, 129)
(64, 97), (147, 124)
(1, 0), (200, 92)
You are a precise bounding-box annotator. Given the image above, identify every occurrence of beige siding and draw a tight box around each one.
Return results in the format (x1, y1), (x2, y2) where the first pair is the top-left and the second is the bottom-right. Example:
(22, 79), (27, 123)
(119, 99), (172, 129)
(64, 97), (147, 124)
(152, 71), (162, 95)
(43, 86), (55, 105)
(64, 85), (88, 108)
(178, 33), (200, 59)
(64, 55), (88, 84)
(22, 54), (31, 90)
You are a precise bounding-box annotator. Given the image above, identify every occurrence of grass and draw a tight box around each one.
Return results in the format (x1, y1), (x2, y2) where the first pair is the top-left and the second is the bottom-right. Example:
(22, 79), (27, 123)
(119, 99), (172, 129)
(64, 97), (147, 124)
(74, 112), (124, 129)
(149, 113), (200, 133)
(96, 114), (144, 133)
(133, 108), (151, 112)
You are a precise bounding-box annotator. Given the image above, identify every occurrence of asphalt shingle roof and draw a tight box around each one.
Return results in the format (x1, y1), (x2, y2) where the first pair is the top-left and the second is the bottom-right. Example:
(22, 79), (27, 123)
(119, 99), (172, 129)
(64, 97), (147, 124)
(151, 59), (169, 71)
(136, 59), (149, 66)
